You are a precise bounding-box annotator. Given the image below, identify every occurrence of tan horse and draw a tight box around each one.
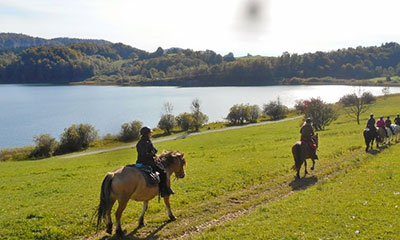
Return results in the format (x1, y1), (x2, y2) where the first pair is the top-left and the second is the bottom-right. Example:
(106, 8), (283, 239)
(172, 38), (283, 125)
(292, 134), (319, 178)
(95, 151), (186, 236)
(376, 127), (390, 147)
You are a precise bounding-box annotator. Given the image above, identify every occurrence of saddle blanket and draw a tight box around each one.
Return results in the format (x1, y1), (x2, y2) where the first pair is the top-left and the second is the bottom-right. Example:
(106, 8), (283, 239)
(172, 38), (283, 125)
(126, 163), (160, 186)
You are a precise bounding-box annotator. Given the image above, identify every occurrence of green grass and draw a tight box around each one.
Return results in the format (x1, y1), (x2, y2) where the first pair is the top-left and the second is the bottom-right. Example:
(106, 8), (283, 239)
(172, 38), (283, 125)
(194, 143), (400, 240)
(1, 94), (400, 239)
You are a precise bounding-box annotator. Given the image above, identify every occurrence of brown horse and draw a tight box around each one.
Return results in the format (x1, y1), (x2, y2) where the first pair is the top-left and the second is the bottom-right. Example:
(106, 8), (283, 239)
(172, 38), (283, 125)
(292, 134), (319, 178)
(96, 151), (186, 236)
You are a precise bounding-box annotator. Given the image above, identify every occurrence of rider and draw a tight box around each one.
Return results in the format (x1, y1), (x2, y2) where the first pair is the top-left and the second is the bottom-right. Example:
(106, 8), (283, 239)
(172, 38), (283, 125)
(300, 118), (318, 160)
(385, 116), (394, 134)
(136, 126), (174, 197)
(366, 113), (376, 134)
(395, 114), (400, 126)
(376, 116), (388, 137)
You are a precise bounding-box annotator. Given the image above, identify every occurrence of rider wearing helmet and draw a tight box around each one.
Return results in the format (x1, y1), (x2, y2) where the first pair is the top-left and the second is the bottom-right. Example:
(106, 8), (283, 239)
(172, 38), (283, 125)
(366, 113), (376, 131)
(385, 116), (394, 135)
(376, 116), (388, 137)
(300, 118), (318, 160)
(395, 114), (400, 126)
(136, 126), (174, 197)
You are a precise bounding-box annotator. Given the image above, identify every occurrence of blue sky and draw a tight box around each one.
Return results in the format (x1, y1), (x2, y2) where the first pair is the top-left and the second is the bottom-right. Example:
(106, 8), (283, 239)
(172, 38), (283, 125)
(1, 0), (399, 56)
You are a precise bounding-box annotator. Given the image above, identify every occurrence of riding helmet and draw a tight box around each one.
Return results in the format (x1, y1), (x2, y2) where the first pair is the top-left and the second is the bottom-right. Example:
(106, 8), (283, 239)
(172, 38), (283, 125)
(140, 126), (153, 135)
(306, 118), (312, 123)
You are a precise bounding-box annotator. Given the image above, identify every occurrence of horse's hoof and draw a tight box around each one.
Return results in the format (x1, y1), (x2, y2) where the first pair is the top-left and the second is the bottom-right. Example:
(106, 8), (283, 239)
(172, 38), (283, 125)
(169, 215), (176, 221)
(311, 167), (314, 171)
(138, 221), (145, 228)
(116, 228), (125, 237)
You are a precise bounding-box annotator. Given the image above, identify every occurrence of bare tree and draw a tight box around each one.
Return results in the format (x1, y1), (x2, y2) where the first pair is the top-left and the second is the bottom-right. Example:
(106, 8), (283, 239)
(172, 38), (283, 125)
(338, 88), (376, 125)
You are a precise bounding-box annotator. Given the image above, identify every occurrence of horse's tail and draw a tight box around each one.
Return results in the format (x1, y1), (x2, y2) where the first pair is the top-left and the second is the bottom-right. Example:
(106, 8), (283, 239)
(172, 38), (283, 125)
(292, 143), (302, 171)
(95, 172), (114, 231)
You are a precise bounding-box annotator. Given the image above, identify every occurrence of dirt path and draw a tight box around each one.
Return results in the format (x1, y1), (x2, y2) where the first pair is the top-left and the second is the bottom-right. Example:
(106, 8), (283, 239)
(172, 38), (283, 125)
(62, 116), (302, 159)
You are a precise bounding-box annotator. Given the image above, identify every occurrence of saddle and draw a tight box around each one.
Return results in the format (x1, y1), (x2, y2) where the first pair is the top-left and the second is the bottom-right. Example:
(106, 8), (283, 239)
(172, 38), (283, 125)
(126, 163), (160, 186)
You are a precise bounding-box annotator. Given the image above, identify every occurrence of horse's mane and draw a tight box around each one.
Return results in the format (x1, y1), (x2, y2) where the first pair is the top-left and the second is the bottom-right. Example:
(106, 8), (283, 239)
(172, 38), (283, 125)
(157, 151), (185, 168)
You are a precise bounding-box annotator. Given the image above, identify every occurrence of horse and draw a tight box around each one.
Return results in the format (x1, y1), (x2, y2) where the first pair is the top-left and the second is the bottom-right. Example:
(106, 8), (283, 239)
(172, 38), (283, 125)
(392, 124), (400, 142)
(377, 127), (391, 147)
(95, 151), (186, 236)
(292, 134), (319, 179)
(363, 127), (377, 152)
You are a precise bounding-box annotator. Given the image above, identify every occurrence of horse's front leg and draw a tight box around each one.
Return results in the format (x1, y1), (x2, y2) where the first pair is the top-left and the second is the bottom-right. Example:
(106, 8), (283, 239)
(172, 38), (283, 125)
(304, 159), (308, 176)
(163, 195), (176, 221)
(138, 201), (148, 228)
(115, 198), (129, 236)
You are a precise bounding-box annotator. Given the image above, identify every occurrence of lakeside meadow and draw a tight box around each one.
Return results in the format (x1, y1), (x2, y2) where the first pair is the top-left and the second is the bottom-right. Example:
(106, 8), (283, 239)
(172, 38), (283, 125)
(0, 94), (399, 239)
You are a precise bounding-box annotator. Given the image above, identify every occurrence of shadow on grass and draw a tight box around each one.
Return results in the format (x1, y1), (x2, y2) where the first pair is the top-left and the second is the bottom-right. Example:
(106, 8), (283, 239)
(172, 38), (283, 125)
(289, 176), (318, 191)
(101, 221), (171, 240)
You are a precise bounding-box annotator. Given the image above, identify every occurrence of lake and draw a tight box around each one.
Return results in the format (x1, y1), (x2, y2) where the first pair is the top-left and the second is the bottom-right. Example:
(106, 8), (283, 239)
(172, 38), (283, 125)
(1, 84), (399, 149)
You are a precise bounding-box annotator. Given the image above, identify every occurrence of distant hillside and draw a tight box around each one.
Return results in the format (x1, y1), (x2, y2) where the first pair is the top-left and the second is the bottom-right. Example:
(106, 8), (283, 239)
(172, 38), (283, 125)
(0, 33), (399, 86)
(0, 33), (111, 50)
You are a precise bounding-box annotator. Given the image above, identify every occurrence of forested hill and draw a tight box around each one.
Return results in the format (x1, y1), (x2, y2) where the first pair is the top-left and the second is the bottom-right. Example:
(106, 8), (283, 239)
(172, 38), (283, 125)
(0, 33), (399, 86)
(0, 33), (111, 50)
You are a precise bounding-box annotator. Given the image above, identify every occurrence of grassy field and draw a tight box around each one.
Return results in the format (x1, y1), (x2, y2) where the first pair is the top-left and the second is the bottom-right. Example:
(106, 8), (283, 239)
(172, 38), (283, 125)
(0, 94), (399, 239)
(194, 143), (400, 239)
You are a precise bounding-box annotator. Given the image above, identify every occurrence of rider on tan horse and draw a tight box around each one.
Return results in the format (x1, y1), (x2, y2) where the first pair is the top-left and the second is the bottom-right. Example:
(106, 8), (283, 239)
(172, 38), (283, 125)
(136, 126), (174, 197)
(377, 116), (388, 137)
(300, 118), (318, 160)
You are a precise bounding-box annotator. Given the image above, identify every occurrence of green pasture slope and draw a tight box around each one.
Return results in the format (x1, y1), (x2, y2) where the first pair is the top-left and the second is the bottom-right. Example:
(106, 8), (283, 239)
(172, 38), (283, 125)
(0, 94), (399, 239)
(195, 143), (400, 239)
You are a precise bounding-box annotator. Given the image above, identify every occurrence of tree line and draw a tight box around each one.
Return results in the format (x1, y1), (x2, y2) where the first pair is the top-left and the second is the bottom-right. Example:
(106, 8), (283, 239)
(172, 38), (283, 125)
(1, 33), (400, 86)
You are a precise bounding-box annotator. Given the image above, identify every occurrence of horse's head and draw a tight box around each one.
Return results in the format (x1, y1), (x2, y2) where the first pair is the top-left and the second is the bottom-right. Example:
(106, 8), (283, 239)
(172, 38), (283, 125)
(159, 151), (186, 179)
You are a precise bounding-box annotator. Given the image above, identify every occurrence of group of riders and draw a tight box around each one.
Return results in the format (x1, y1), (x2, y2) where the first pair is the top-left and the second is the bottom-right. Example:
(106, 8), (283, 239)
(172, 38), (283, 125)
(367, 113), (400, 137)
(135, 114), (400, 196)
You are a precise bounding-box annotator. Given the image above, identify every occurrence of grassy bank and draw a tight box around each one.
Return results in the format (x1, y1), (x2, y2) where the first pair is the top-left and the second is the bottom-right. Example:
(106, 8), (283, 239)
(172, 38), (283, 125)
(194, 141), (400, 239)
(0, 94), (399, 239)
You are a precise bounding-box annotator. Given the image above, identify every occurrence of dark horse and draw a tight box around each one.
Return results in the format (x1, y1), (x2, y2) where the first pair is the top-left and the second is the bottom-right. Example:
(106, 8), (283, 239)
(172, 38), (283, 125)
(292, 134), (319, 178)
(95, 151), (186, 236)
(363, 127), (377, 152)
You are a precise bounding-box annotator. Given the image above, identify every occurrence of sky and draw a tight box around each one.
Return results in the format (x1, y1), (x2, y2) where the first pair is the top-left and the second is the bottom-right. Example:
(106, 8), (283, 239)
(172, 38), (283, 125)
(1, 0), (400, 57)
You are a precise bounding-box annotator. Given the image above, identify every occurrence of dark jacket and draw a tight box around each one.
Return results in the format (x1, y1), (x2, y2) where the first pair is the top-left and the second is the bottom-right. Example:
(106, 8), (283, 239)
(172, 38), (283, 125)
(385, 119), (392, 127)
(136, 136), (158, 167)
(395, 117), (400, 125)
(300, 123), (314, 140)
(366, 118), (375, 129)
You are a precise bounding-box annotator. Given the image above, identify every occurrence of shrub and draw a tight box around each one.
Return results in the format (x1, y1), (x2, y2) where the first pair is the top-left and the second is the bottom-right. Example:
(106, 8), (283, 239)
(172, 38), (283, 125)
(30, 134), (58, 159)
(176, 112), (194, 131)
(362, 92), (376, 104)
(158, 114), (176, 134)
(191, 99), (209, 131)
(119, 120), (142, 142)
(263, 98), (288, 120)
(0, 146), (34, 161)
(296, 98), (339, 130)
(249, 105), (261, 123)
(226, 104), (250, 125)
(56, 124), (98, 154)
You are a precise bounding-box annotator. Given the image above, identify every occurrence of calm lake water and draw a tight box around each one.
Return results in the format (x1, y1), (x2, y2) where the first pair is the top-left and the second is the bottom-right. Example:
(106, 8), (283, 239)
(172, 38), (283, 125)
(1, 84), (399, 149)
